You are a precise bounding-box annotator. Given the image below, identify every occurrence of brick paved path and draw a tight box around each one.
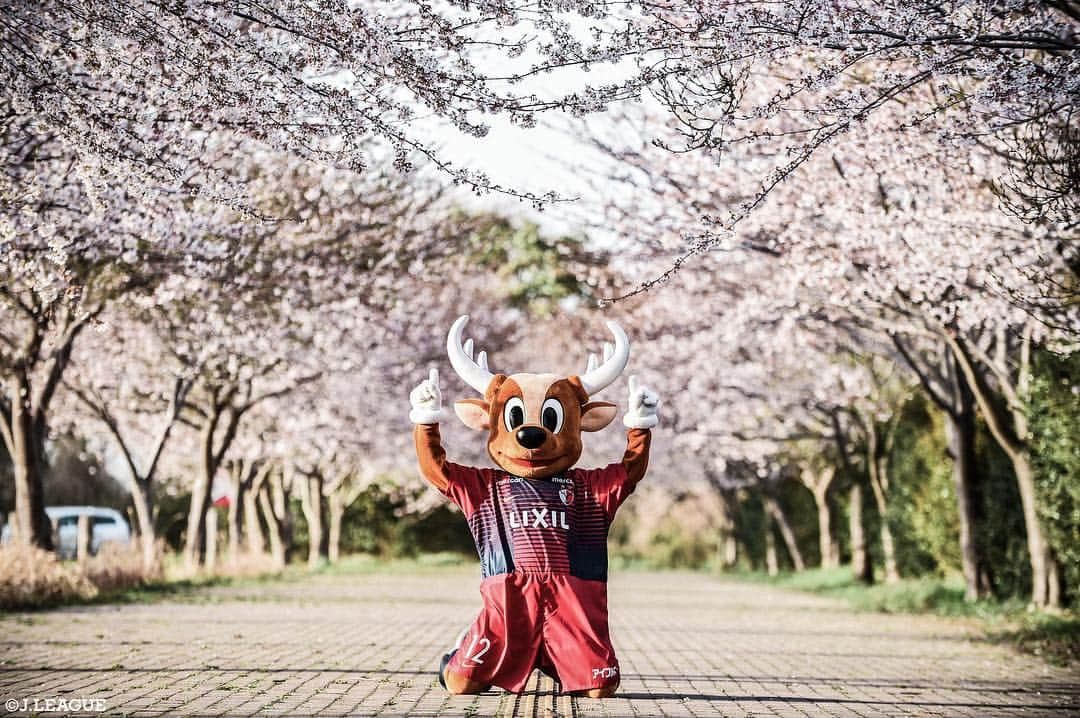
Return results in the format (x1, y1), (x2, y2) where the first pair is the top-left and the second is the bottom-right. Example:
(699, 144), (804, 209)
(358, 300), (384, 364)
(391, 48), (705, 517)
(1, 568), (1077, 717)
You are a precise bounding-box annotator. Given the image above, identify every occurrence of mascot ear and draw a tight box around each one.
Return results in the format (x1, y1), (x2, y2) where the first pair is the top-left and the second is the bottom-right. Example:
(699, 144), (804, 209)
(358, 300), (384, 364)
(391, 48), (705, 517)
(454, 399), (491, 431)
(580, 401), (617, 432)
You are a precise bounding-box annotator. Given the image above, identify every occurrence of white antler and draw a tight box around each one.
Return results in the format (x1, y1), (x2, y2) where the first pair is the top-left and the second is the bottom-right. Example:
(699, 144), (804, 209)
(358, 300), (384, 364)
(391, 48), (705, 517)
(579, 321), (630, 396)
(447, 315), (496, 394)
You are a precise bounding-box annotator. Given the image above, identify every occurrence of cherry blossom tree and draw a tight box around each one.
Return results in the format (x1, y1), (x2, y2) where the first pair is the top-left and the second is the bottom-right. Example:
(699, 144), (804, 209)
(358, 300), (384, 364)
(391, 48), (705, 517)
(603, 1), (1079, 284)
(0, 108), (251, 549)
(839, 355), (915, 584)
(944, 325), (1065, 606)
(890, 334), (989, 599)
(58, 317), (194, 573)
(0, 0), (656, 208)
(596, 88), (1075, 605)
(610, 252), (874, 571)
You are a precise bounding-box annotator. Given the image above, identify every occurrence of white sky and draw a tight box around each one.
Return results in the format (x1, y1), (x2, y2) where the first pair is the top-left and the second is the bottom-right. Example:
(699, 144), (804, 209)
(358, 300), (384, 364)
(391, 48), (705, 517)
(433, 115), (600, 235)
(411, 16), (648, 240)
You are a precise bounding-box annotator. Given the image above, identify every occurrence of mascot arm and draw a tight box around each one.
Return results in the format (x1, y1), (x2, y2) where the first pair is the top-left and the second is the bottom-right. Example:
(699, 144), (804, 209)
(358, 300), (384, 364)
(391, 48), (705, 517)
(621, 427), (652, 488)
(414, 423), (453, 493)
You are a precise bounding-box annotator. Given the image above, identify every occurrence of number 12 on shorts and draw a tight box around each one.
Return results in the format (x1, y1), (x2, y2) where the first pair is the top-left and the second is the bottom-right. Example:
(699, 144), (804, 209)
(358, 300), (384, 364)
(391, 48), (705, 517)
(465, 634), (491, 664)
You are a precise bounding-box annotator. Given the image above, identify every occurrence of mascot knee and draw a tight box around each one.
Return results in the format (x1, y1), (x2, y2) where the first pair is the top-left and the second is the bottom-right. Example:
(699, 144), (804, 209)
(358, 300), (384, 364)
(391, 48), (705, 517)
(581, 683), (620, 699)
(444, 670), (487, 695)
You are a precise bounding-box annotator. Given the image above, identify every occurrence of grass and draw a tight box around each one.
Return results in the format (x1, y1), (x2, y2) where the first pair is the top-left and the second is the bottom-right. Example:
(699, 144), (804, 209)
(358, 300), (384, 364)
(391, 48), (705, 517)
(312, 552), (472, 576)
(986, 613), (1080, 667)
(730, 566), (1079, 667)
(85, 553), (473, 606)
(1, 565), (260, 614)
(0, 551), (475, 614)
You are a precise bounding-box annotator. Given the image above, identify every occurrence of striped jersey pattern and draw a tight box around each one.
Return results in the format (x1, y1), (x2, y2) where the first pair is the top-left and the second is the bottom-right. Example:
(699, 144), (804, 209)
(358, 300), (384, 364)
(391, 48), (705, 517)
(443, 463), (630, 583)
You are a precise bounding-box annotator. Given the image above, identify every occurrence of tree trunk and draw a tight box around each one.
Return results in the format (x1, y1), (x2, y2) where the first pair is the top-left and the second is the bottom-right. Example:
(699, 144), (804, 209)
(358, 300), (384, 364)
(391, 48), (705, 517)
(716, 489), (739, 570)
(258, 469), (290, 569)
(328, 492), (345, 564)
(7, 374), (53, 550)
(764, 494), (805, 571)
(1012, 450), (1055, 608)
(226, 464), (244, 560)
(866, 424), (900, 583)
(205, 507), (218, 575)
(183, 470), (212, 570)
(258, 487), (285, 568)
(812, 487), (836, 568)
(877, 515), (900, 583)
(943, 403), (985, 601)
(319, 508), (330, 560)
(129, 479), (157, 574)
(800, 464), (837, 569)
(244, 487), (265, 555)
(764, 510), (779, 577)
(183, 418), (217, 570)
(299, 473), (326, 568)
(849, 480), (873, 584)
(227, 490), (242, 560)
(722, 531), (738, 569)
(946, 333), (1057, 608)
(1048, 553), (1061, 609)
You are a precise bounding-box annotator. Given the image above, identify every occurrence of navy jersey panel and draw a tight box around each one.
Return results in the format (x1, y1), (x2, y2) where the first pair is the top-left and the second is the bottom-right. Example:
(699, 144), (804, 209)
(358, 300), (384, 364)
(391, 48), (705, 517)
(445, 462), (630, 582)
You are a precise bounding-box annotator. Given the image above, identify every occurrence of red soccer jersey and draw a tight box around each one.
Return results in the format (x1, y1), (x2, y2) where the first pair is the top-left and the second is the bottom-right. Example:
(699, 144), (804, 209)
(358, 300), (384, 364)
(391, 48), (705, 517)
(441, 462), (634, 582)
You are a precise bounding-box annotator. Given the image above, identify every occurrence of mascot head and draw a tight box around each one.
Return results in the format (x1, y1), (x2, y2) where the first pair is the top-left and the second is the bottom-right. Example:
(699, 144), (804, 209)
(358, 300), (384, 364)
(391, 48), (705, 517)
(447, 315), (628, 479)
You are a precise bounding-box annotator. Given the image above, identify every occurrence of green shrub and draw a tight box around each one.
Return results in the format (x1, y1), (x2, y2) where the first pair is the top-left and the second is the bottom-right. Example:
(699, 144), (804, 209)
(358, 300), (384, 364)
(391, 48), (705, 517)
(1029, 348), (1080, 604)
(976, 423), (1030, 599)
(332, 483), (473, 559)
(888, 395), (959, 577)
(645, 527), (713, 569)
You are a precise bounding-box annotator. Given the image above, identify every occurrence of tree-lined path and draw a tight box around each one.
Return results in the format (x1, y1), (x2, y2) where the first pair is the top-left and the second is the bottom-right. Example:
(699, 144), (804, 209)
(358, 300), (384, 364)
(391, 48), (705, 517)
(1, 570), (1076, 717)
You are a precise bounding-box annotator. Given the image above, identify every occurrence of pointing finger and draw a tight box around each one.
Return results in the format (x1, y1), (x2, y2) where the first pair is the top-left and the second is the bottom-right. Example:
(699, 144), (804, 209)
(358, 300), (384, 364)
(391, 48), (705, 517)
(628, 375), (639, 395)
(429, 367), (439, 386)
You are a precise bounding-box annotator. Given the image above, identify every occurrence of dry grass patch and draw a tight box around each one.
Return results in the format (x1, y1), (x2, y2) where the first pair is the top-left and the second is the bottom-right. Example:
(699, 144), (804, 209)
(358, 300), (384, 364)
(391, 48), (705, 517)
(214, 551), (283, 579)
(0, 545), (97, 609)
(0, 542), (162, 610)
(85, 542), (162, 594)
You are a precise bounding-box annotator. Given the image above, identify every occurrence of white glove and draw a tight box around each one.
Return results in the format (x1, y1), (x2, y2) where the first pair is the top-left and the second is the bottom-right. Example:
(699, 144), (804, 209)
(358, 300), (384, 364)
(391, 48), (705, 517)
(623, 375), (660, 429)
(409, 368), (446, 424)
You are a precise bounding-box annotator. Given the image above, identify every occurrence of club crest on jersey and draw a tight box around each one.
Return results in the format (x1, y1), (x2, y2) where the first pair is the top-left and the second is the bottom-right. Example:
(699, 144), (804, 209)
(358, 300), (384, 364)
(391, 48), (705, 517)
(559, 488), (574, 506)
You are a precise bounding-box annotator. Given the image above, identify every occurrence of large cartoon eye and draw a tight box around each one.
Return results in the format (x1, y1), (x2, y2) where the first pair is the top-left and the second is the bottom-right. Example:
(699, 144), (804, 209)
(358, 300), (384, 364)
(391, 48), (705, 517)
(541, 398), (564, 434)
(503, 396), (526, 431)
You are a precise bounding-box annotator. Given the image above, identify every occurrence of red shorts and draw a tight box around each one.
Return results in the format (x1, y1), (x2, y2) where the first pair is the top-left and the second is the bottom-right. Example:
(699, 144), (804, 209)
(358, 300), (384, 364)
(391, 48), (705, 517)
(445, 572), (620, 693)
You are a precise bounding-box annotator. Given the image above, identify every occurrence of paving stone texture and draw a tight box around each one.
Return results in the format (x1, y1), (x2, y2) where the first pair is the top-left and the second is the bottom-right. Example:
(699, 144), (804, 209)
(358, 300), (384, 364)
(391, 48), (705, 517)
(1, 568), (1077, 717)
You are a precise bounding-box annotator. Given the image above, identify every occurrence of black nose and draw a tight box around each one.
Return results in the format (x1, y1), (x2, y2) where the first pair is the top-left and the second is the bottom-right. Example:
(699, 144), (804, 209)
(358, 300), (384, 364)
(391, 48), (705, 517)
(515, 426), (547, 449)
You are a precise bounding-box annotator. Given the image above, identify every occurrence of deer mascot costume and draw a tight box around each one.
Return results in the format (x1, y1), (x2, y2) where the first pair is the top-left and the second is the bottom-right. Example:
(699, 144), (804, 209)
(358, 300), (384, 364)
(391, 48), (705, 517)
(410, 315), (660, 697)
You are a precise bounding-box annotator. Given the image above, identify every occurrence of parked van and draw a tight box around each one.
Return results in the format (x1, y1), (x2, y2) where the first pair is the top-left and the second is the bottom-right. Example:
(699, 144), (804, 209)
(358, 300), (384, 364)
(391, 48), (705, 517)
(1, 507), (131, 558)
